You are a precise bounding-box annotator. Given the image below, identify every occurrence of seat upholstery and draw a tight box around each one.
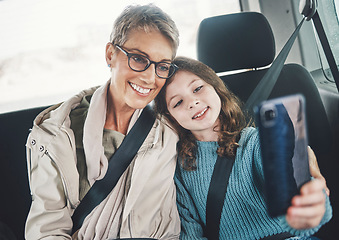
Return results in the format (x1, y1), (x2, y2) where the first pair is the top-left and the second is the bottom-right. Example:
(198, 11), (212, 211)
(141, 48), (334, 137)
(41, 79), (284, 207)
(0, 106), (48, 240)
(198, 12), (275, 73)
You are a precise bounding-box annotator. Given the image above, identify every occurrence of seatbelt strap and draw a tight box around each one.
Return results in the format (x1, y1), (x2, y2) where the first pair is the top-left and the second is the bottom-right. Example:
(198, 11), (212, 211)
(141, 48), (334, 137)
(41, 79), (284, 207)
(71, 105), (155, 234)
(204, 155), (234, 240)
(312, 11), (339, 91)
(246, 0), (339, 111)
(260, 232), (294, 240)
(244, 17), (305, 112)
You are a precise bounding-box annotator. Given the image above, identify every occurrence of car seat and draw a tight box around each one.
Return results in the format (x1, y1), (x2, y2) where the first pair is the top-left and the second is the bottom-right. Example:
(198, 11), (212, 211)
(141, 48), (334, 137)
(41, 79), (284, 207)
(0, 106), (48, 240)
(197, 11), (332, 156)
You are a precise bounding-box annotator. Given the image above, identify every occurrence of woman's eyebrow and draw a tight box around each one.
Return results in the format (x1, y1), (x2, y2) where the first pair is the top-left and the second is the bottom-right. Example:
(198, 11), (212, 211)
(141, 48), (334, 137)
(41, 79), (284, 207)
(126, 47), (148, 56)
(125, 47), (172, 62)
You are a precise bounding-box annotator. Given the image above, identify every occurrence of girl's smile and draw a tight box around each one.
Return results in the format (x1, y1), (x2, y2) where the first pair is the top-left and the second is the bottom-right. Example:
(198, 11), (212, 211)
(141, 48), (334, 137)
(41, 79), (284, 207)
(192, 106), (209, 120)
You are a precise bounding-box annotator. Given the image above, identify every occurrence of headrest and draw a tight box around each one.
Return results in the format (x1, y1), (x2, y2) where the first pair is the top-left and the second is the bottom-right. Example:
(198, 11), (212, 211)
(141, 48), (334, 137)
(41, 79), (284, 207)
(197, 12), (275, 73)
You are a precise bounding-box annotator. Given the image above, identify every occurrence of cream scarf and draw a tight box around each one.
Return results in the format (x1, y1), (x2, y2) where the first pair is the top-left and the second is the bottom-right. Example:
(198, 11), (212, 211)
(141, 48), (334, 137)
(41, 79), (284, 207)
(76, 80), (142, 239)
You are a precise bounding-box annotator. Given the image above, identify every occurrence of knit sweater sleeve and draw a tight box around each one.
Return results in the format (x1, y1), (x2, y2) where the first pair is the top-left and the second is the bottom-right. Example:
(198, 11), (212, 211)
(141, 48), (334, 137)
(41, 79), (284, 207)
(174, 167), (207, 240)
(278, 187), (332, 236)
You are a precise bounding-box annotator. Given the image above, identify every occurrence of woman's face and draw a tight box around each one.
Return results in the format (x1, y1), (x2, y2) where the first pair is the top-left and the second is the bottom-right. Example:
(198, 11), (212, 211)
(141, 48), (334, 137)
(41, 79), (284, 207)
(106, 30), (173, 111)
(166, 70), (221, 141)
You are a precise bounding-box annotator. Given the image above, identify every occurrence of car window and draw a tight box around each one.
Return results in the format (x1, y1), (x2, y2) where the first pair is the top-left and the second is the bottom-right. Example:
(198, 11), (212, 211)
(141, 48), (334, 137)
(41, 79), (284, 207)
(0, 0), (240, 113)
(315, 0), (339, 82)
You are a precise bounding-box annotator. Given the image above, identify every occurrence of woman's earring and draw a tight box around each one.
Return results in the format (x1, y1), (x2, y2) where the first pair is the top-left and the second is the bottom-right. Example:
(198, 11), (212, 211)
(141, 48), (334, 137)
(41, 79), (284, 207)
(108, 64), (111, 68)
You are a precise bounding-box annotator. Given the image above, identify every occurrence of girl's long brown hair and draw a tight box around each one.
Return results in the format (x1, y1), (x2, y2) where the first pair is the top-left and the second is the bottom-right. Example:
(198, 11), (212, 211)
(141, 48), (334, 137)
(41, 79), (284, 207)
(154, 56), (249, 171)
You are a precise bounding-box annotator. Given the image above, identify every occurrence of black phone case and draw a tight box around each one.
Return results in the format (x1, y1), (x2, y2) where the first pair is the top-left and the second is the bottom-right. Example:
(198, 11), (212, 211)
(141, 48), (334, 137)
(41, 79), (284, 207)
(254, 94), (311, 217)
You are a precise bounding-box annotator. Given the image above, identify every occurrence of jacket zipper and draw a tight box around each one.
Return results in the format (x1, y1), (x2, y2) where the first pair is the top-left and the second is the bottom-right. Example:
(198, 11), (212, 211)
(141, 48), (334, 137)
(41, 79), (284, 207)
(44, 150), (78, 209)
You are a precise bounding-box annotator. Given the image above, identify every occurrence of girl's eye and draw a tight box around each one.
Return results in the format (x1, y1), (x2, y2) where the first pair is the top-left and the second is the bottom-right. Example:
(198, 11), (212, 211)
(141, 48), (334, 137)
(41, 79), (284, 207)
(173, 99), (183, 108)
(193, 85), (203, 93)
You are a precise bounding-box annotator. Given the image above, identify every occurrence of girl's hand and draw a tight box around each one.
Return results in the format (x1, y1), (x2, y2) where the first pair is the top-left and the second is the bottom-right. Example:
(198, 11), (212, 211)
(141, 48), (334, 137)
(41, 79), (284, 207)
(286, 178), (326, 229)
(308, 146), (330, 196)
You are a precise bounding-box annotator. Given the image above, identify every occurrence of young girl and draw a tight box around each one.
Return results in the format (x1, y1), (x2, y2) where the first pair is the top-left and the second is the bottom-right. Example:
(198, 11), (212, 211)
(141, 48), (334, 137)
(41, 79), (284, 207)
(154, 56), (332, 240)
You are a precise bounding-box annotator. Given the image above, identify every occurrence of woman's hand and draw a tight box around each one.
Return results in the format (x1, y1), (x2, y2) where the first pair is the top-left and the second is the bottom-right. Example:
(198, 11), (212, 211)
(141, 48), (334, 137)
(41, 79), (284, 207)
(285, 178), (326, 229)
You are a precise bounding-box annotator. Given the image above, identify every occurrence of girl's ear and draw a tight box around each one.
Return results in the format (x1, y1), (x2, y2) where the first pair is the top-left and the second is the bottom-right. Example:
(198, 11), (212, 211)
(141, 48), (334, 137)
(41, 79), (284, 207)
(105, 43), (116, 67)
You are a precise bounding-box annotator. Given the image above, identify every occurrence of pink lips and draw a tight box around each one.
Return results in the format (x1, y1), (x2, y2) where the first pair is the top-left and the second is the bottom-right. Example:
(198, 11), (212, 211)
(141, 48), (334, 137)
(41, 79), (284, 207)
(192, 107), (209, 119)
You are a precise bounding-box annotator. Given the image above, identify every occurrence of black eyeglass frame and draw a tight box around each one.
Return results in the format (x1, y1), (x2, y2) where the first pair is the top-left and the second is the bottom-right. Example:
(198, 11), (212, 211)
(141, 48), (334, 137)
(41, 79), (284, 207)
(115, 44), (178, 79)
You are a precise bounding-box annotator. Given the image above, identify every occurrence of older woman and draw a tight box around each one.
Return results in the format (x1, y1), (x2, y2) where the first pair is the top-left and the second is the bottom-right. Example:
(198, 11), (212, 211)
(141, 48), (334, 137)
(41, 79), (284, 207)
(25, 4), (180, 240)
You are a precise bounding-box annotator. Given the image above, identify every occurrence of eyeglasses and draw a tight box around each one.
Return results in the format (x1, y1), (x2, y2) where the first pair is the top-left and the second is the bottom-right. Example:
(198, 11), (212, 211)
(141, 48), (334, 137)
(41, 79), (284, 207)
(115, 45), (177, 79)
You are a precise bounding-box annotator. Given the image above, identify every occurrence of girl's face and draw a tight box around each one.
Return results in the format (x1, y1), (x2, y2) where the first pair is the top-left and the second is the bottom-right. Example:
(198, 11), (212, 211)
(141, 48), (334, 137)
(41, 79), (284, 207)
(166, 70), (221, 141)
(106, 29), (173, 111)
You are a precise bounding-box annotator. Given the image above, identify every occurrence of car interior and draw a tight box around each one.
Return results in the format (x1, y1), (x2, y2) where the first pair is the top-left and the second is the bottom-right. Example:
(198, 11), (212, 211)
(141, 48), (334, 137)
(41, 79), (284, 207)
(0, 0), (338, 239)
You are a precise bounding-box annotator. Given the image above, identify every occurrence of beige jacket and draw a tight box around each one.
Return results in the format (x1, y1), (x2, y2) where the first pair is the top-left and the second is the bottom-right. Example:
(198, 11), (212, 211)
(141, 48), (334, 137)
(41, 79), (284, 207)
(25, 84), (180, 239)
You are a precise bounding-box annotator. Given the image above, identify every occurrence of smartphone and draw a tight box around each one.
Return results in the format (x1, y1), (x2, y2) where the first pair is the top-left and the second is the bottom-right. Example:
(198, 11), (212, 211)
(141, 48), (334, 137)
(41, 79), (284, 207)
(254, 94), (311, 217)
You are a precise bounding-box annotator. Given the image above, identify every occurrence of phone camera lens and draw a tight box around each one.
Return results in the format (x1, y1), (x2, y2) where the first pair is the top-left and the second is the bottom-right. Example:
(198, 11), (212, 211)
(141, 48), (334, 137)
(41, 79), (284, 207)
(265, 109), (276, 121)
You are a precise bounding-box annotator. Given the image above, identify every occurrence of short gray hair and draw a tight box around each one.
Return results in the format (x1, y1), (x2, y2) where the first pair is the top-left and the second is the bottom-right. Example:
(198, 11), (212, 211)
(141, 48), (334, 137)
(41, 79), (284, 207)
(110, 4), (179, 58)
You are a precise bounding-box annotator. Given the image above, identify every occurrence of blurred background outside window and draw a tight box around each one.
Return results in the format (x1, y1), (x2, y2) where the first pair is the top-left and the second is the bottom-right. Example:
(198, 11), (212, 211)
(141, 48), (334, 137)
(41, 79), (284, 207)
(0, 0), (240, 113)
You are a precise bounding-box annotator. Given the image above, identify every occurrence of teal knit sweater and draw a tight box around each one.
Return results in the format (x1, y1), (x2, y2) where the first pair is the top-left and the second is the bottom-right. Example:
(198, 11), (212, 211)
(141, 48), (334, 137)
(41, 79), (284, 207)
(174, 127), (332, 240)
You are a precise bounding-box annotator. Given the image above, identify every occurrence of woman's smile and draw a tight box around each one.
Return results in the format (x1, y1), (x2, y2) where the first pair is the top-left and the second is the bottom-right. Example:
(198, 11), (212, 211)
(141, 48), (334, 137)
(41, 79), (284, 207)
(129, 82), (152, 95)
